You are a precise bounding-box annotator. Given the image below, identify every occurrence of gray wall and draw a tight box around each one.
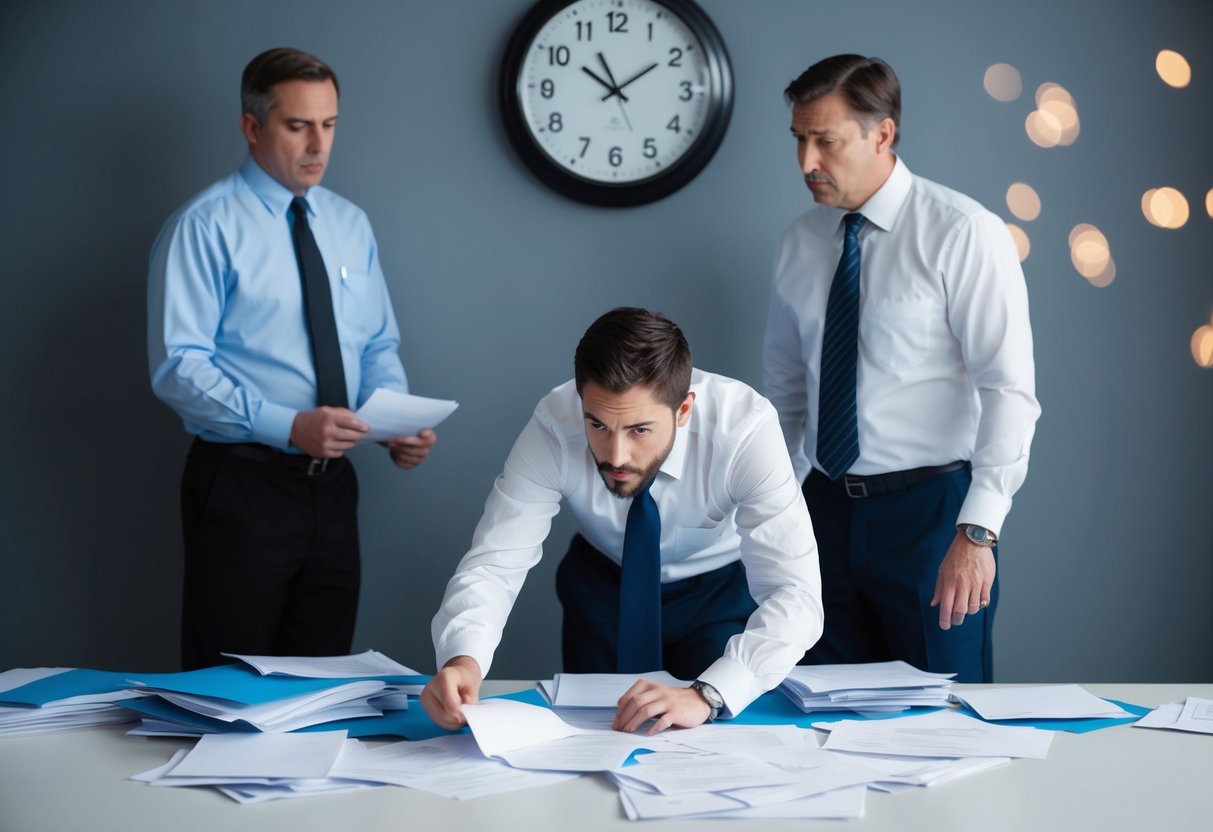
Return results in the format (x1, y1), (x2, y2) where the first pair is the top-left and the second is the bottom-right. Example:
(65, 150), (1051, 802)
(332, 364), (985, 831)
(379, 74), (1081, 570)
(1, 0), (1209, 683)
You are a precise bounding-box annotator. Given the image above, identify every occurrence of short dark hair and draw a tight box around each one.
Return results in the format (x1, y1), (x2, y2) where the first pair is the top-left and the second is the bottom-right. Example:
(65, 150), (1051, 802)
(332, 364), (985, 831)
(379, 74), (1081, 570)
(241, 47), (340, 126)
(784, 54), (900, 147)
(574, 308), (693, 411)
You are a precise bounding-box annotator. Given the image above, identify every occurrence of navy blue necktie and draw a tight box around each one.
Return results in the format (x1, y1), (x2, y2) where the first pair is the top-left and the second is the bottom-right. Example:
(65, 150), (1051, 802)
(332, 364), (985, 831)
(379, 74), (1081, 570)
(617, 479), (662, 673)
(816, 212), (867, 480)
(290, 197), (348, 409)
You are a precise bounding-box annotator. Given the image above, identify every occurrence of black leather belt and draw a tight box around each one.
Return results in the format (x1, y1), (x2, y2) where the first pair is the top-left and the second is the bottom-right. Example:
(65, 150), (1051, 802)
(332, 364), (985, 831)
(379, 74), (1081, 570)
(826, 460), (968, 499)
(194, 439), (339, 477)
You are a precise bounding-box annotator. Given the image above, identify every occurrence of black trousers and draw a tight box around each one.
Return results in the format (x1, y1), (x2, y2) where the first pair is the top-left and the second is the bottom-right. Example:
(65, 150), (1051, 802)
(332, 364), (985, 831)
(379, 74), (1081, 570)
(179, 439), (361, 670)
(801, 465), (997, 683)
(555, 533), (758, 681)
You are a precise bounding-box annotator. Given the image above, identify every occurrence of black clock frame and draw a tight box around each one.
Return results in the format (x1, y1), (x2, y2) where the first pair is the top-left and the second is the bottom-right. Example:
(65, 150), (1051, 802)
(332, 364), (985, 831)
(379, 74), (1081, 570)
(500, 0), (734, 207)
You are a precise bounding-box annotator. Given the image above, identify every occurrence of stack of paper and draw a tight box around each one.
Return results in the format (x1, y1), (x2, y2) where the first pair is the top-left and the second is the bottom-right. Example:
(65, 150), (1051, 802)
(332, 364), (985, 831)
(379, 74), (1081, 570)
(0, 668), (142, 735)
(779, 661), (955, 714)
(120, 653), (426, 737)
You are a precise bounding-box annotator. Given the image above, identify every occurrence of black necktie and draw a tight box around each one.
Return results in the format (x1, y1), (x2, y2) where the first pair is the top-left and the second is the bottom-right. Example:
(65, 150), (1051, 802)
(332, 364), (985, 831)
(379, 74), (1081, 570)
(617, 478), (662, 673)
(816, 212), (867, 479)
(290, 197), (348, 409)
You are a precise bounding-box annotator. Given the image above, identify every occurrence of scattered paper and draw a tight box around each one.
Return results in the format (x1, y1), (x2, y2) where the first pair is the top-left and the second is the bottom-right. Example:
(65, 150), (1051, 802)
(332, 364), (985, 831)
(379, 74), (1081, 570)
(820, 709), (1053, 759)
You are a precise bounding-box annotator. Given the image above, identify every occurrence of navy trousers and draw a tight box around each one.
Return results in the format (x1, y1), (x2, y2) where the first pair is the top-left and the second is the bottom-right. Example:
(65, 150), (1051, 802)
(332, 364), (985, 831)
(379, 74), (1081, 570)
(555, 534), (758, 681)
(180, 439), (361, 670)
(801, 465), (997, 682)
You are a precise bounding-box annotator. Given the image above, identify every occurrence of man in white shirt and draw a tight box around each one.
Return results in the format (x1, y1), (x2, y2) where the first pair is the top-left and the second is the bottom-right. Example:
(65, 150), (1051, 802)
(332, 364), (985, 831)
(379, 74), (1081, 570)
(764, 55), (1040, 682)
(423, 308), (823, 733)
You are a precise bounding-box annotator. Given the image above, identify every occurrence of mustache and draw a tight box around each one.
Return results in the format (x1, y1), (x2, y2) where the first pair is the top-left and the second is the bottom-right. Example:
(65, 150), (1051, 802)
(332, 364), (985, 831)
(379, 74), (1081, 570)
(804, 172), (834, 185)
(598, 461), (645, 476)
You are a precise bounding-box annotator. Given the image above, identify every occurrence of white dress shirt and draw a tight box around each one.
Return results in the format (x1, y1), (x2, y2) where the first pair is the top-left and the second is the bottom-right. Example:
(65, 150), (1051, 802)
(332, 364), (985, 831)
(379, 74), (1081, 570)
(432, 369), (824, 716)
(764, 156), (1040, 535)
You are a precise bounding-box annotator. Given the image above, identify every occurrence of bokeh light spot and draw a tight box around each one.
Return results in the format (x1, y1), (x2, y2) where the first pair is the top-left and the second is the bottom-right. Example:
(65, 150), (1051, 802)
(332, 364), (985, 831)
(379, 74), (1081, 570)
(1142, 187), (1190, 228)
(1156, 50), (1192, 88)
(1191, 325), (1213, 368)
(1205, 188), (1212, 219)
(1069, 224), (1114, 286)
(1026, 83), (1078, 148)
(1026, 110), (1062, 147)
(1006, 183), (1041, 221)
(984, 64), (1023, 101)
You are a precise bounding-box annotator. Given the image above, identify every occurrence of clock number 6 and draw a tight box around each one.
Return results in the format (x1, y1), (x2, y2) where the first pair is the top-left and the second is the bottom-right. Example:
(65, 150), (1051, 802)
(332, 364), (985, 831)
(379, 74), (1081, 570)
(609, 146), (622, 167)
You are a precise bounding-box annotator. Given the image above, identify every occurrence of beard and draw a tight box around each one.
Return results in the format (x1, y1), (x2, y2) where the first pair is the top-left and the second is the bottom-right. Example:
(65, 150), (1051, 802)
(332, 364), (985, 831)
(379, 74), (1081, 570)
(595, 431), (676, 499)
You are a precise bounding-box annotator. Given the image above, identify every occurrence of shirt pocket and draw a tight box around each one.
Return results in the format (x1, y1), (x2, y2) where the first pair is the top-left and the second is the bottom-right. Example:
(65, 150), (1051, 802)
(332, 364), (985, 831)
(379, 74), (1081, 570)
(860, 295), (936, 372)
(335, 269), (379, 341)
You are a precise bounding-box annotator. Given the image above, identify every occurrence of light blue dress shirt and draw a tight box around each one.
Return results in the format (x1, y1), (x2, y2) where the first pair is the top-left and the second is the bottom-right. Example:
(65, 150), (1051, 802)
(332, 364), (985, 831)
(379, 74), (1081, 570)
(148, 156), (408, 450)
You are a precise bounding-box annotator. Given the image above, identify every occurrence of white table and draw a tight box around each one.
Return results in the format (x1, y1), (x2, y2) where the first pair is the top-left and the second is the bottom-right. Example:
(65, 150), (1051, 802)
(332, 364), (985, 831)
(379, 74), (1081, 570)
(1, 683), (1209, 832)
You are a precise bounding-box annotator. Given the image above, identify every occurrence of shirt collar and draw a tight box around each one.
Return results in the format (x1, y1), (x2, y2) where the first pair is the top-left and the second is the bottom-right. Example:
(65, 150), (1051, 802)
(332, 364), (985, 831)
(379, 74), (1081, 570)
(239, 155), (314, 219)
(854, 154), (911, 232)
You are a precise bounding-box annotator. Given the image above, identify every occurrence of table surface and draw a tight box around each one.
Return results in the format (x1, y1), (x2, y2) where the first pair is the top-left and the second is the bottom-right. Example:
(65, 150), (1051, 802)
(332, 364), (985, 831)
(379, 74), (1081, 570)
(1, 682), (1209, 832)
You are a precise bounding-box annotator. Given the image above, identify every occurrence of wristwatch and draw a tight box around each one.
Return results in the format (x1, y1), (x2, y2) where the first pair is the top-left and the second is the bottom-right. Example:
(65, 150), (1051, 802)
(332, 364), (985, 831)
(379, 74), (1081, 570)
(690, 680), (725, 722)
(959, 524), (998, 547)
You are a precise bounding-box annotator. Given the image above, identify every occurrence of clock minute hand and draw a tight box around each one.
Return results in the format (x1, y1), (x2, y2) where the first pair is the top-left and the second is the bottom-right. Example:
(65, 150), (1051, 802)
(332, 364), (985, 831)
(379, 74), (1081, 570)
(615, 62), (659, 93)
(581, 66), (624, 100)
(596, 52), (628, 102)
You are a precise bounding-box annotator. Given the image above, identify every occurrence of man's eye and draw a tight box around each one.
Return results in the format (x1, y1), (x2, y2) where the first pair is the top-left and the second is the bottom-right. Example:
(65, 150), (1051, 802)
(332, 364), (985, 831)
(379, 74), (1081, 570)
(634, 427), (650, 435)
(590, 421), (605, 430)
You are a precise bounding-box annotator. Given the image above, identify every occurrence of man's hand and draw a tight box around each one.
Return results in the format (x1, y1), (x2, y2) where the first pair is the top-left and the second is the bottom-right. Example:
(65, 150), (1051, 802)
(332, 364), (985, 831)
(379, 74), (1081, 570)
(386, 429), (437, 470)
(930, 532), (996, 630)
(289, 407), (369, 458)
(613, 679), (711, 736)
(420, 656), (482, 730)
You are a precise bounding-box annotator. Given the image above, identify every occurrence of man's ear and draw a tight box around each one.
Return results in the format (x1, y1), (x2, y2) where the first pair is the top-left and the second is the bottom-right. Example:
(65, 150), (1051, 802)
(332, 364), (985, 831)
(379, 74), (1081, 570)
(875, 116), (897, 155)
(676, 391), (696, 427)
(239, 112), (261, 146)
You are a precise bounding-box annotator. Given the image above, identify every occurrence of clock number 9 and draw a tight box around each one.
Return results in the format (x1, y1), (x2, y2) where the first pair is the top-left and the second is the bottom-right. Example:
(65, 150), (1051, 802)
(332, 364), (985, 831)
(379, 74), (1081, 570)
(540, 79), (554, 99)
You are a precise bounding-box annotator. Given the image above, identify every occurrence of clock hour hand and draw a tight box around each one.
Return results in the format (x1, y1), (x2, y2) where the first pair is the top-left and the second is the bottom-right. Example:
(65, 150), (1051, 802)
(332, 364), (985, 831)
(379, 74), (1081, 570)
(581, 66), (627, 102)
(615, 62), (659, 94)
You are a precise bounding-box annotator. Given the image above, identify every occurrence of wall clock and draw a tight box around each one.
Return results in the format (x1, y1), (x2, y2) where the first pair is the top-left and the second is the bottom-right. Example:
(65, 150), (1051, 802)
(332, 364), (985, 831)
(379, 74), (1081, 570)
(500, 0), (733, 206)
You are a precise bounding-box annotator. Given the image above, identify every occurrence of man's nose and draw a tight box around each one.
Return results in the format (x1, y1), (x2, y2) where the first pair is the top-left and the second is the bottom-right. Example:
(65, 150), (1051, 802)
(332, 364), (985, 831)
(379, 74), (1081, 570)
(605, 434), (630, 468)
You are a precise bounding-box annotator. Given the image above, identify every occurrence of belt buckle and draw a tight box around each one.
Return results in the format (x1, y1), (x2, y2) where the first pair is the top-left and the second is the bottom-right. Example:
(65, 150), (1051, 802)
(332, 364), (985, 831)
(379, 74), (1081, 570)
(843, 476), (868, 499)
(306, 458), (330, 476)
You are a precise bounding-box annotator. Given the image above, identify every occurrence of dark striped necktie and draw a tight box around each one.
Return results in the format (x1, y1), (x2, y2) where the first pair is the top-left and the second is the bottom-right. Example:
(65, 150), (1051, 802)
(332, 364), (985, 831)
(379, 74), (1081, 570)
(816, 212), (867, 480)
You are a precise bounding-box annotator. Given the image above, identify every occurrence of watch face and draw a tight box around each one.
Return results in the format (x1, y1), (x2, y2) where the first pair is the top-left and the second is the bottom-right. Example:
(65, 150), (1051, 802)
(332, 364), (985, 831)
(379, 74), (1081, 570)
(502, 0), (732, 205)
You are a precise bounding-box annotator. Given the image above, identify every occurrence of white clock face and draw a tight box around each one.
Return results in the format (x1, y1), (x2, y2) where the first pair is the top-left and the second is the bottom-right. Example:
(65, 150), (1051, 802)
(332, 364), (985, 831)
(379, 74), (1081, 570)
(516, 0), (718, 184)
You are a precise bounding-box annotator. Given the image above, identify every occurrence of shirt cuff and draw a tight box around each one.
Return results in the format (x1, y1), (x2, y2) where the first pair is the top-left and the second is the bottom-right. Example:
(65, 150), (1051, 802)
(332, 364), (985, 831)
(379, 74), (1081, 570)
(435, 637), (497, 680)
(956, 482), (1012, 538)
(696, 656), (762, 720)
(250, 402), (299, 451)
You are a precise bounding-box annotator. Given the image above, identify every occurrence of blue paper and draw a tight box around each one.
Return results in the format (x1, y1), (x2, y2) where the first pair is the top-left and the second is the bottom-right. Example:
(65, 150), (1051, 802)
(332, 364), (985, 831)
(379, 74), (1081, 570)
(0, 669), (133, 707)
(729, 690), (943, 727)
(124, 664), (429, 705)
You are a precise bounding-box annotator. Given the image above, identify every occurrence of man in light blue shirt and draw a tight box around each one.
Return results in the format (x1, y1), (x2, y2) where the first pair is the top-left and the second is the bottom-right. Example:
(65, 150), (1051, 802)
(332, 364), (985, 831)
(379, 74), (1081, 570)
(148, 48), (435, 669)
